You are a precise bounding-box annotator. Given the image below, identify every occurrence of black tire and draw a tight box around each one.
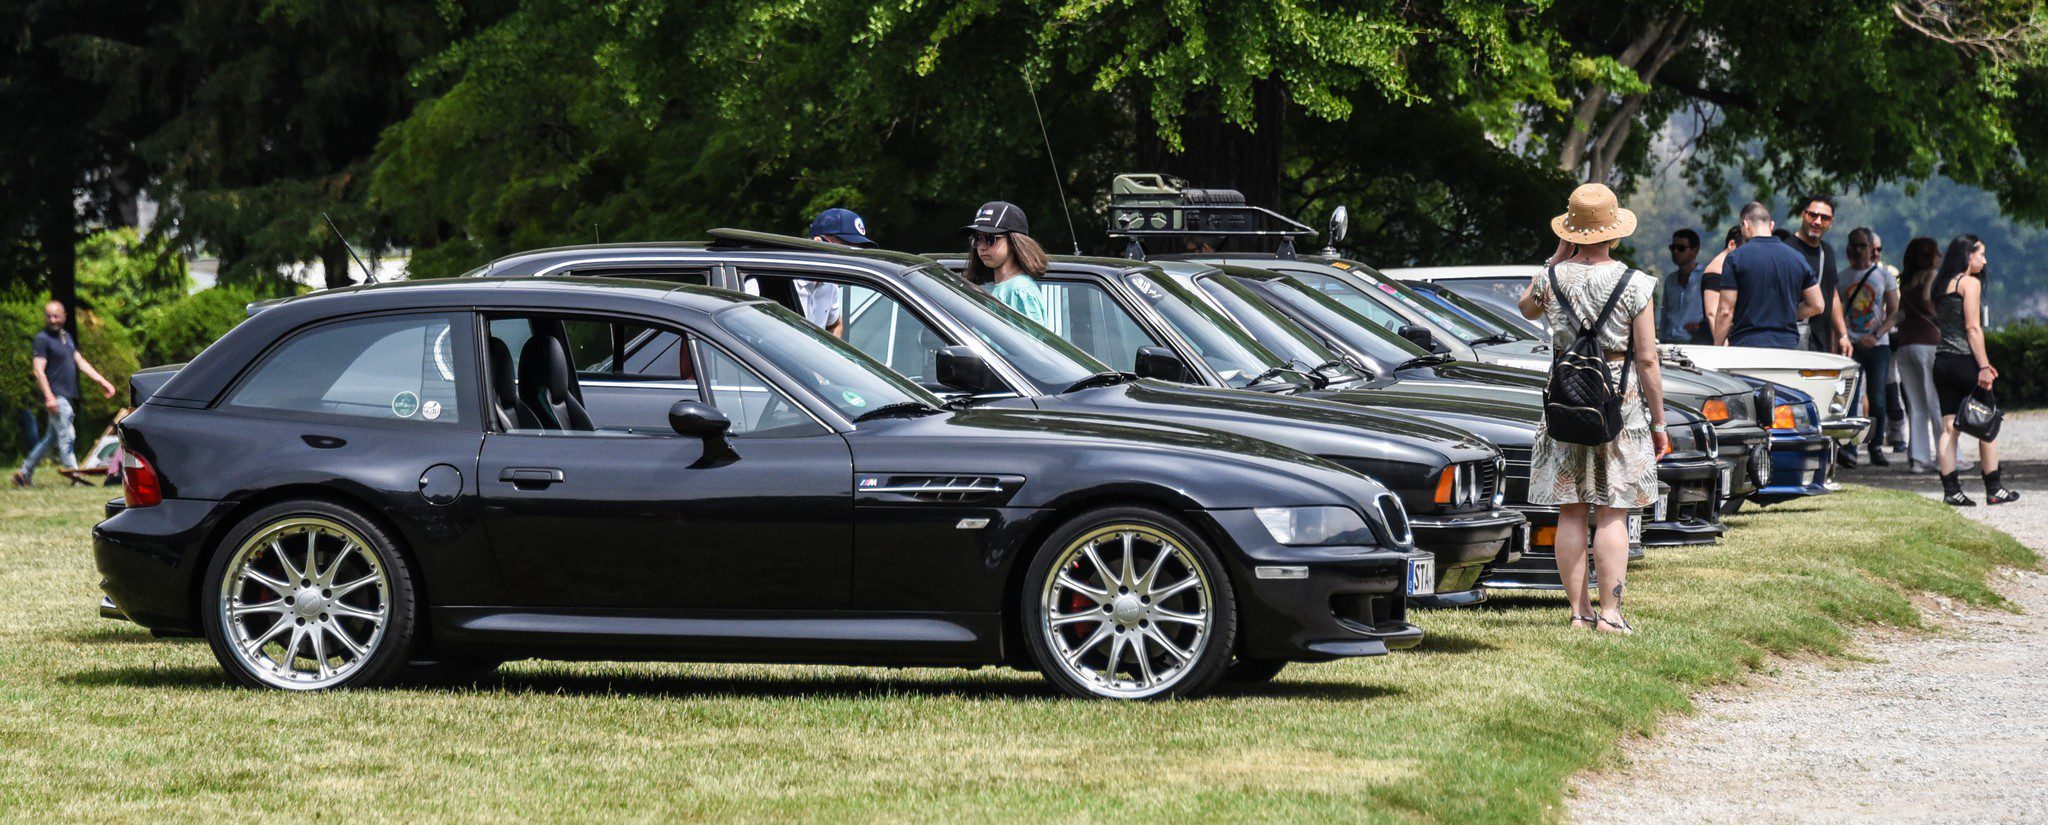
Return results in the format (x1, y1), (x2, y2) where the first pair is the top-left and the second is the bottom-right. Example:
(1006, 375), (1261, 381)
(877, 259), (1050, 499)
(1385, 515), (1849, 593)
(200, 500), (418, 691)
(1020, 506), (1237, 700)
(1221, 657), (1288, 684)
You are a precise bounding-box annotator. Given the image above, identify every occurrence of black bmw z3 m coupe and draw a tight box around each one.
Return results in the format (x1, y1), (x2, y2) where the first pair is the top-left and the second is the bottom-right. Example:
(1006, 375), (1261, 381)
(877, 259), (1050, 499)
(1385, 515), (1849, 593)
(94, 277), (1433, 699)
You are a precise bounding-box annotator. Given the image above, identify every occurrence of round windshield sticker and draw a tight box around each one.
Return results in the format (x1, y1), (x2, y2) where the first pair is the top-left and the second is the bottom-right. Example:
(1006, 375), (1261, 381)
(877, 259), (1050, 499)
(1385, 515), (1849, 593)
(421, 400), (443, 420)
(841, 390), (868, 409)
(391, 391), (420, 418)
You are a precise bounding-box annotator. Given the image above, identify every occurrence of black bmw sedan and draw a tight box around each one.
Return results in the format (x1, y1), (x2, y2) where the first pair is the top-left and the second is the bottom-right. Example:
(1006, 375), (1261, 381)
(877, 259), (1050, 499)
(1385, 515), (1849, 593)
(456, 233), (1524, 612)
(95, 278), (1432, 699)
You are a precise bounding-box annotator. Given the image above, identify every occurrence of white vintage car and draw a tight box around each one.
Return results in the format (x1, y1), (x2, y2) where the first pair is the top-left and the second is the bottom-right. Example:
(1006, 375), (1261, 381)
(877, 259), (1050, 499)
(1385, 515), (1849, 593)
(1386, 264), (1870, 447)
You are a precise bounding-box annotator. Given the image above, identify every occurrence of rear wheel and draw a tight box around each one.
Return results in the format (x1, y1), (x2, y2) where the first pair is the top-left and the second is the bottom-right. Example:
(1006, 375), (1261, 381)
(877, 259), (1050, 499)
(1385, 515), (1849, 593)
(200, 501), (417, 691)
(1020, 506), (1236, 700)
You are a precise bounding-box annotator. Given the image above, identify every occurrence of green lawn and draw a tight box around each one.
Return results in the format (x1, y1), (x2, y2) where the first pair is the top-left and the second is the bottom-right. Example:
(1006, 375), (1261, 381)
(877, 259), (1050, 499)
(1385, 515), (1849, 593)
(0, 484), (2031, 822)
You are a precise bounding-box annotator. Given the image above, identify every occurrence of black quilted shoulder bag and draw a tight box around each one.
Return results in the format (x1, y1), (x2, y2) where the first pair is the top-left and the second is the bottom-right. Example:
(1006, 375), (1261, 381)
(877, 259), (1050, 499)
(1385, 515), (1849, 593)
(1542, 266), (1638, 446)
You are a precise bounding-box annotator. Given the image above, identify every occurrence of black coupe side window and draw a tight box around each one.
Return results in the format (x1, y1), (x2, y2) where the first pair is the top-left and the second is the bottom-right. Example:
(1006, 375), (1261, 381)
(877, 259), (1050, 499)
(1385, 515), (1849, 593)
(227, 313), (466, 425)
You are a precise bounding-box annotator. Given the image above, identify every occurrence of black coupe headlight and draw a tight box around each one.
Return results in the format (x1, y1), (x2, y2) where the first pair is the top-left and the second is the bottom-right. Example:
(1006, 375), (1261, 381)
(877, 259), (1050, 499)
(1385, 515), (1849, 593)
(1253, 506), (1377, 546)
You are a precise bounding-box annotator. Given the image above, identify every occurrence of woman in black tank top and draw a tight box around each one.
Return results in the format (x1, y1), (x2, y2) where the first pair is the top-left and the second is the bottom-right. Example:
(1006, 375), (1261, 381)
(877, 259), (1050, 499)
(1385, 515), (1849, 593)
(1930, 235), (2017, 506)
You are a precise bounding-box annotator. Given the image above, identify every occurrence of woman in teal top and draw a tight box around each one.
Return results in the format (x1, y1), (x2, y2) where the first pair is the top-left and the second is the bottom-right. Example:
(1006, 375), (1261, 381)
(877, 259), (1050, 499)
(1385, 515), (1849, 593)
(962, 200), (1050, 326)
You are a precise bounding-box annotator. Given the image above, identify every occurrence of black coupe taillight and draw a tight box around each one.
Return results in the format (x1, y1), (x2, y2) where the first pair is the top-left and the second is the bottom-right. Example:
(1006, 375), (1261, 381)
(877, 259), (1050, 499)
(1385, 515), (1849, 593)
(122, 451), (161, 508)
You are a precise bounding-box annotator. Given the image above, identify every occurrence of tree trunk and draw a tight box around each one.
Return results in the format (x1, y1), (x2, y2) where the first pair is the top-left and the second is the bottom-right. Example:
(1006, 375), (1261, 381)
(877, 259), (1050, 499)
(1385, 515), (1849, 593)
(1136, 79), (1285, 210)
(39, 194), (78, 338)
(323, 237), (356, 289)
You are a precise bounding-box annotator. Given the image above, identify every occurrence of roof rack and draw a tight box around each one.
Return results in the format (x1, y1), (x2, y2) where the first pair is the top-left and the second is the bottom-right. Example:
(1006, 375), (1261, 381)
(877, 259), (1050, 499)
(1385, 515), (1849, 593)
(1103, 174), (1315, 261)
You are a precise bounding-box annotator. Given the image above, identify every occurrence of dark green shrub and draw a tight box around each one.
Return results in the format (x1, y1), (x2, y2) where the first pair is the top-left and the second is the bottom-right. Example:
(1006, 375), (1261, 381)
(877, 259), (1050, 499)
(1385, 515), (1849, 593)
(1984, 322), (2048, 409)
(137, 286), (257, 367)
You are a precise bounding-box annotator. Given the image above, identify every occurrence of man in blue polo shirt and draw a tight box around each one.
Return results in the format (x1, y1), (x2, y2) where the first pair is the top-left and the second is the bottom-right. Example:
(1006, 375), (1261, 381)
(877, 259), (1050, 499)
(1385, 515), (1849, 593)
(1711, 201), (1824, 348)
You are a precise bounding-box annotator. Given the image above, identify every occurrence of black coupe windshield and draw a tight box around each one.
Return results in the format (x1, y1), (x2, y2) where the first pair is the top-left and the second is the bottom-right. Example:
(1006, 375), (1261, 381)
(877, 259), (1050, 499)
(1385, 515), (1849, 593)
(1417, 283), (1534, 341)
(1252, 276), (1432, 367)
(907, 266), (1103, 393)
(1286, 266), (1494, 345)
(715, 302), (940, 421)
(1120, 271), (1307, 391)
(1191, 272), (1367, 383)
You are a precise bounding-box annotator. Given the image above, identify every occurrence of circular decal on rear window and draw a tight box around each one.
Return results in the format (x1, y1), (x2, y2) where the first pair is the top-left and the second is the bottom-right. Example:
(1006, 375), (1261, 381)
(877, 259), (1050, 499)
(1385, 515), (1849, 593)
(841, 390), (867, 409)
(421, 400), (443, 420)
(392, 391), (420, 418)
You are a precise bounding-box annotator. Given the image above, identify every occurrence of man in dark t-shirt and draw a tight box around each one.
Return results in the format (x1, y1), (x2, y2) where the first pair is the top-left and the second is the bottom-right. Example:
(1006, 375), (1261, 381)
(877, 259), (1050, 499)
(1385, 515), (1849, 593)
(13, 301), (117, 487)
(1713, 202), (1825, 349)
(1781, 195), (1851, 355)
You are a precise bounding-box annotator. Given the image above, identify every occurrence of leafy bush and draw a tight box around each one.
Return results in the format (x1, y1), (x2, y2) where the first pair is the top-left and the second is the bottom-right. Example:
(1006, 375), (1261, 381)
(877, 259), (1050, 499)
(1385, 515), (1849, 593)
(1985, 322), (2048, 409)
(137, 286), (257, 367)
(75, 228), (190, 329)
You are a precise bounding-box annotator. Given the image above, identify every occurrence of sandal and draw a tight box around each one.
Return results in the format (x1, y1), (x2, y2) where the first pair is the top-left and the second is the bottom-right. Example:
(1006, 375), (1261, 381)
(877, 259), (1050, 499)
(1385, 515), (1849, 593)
(1596, 615), (1635, 635)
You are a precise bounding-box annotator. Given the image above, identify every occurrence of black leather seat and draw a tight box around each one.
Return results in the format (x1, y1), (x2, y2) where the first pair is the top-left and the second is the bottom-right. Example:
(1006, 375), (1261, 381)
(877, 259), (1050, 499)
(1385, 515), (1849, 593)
(517, 333), (594, 431)
(488, 337), (541, 431)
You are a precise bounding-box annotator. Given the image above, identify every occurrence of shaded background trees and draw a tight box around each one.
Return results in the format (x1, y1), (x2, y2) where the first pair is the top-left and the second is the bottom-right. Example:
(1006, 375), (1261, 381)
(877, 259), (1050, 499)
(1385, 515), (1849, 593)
(3, 0), (2046, 317)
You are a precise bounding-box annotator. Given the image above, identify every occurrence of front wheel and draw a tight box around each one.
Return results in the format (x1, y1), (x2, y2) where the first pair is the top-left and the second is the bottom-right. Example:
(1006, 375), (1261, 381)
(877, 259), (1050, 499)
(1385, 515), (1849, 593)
(200, 501), (418, 691)
(1020, 507), (1236, 700)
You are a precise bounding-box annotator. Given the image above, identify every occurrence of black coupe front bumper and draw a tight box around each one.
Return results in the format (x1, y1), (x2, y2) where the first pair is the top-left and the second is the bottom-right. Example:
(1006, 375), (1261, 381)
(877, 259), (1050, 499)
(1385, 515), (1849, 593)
(1206, 510), (1427, 661)
(1407, 508), (1525, 608)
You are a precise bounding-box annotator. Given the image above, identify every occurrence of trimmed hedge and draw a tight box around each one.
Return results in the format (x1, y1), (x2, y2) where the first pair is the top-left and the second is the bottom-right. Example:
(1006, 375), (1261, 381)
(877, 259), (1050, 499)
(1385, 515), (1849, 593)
(1985, 322), (2047, 409)
(137, 286), (256, 367)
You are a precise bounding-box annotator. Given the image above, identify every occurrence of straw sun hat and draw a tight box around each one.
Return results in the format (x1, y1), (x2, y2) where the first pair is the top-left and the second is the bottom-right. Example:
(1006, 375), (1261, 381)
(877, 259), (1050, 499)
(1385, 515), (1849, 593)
(1550, 183), (1637, 244)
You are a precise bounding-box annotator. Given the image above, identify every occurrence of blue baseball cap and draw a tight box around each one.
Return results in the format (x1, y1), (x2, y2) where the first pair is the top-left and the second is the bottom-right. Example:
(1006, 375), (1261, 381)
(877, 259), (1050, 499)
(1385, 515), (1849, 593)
(807, 208), (875, 247)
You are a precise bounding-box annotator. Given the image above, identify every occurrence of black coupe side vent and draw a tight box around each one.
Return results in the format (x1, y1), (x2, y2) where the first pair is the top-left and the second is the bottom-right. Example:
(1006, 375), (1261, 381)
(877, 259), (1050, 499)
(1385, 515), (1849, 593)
(858, 475), (1005, 503)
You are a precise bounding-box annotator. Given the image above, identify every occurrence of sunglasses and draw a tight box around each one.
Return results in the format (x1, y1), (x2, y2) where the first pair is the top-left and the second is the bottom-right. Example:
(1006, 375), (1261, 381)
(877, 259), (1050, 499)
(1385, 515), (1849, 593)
(1803, 209), (1834, 225)
(968, 232), (1006, 248)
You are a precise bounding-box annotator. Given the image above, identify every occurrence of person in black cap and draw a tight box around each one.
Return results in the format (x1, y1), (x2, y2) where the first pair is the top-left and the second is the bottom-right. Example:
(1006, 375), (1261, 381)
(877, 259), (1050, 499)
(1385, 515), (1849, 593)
(798, 207), (876, 336)
(961, 201), (1050, 325)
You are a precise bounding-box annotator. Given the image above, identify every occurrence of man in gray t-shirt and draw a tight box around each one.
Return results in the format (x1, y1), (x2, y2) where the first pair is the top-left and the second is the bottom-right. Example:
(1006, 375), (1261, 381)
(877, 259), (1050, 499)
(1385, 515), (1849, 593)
(1839, 228), (1900, 465)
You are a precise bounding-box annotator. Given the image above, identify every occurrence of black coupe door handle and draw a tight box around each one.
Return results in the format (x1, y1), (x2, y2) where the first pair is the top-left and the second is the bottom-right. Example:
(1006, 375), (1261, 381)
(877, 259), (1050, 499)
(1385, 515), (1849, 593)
(499, 467), (565, 488)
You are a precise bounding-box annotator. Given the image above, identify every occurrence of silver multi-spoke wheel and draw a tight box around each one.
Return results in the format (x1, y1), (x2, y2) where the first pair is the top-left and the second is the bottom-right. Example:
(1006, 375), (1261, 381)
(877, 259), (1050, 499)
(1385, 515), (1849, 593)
(216, 517), (391, 690)
(1040, 524), (1214, 699)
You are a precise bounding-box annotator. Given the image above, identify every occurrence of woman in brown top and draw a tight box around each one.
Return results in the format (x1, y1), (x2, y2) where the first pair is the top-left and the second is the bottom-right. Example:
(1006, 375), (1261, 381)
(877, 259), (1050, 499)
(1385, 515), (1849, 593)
(1891, 237), (1942, 473)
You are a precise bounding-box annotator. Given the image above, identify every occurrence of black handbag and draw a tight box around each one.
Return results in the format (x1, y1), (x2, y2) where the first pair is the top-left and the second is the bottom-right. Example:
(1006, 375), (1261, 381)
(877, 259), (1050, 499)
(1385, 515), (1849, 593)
(1956, 386), (2003, 441)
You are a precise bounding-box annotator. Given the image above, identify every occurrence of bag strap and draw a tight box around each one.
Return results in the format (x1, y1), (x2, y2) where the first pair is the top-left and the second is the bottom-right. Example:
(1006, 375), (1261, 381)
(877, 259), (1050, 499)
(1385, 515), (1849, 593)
(1602, 271), (1638, 397)
(1850, 265), (1879, 301)
(1545, 264), (1583, 333)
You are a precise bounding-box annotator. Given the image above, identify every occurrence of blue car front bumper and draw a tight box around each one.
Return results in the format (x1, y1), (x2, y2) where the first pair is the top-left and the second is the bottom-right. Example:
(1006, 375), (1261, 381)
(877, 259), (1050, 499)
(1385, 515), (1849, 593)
(1751, 430), (1835, 504)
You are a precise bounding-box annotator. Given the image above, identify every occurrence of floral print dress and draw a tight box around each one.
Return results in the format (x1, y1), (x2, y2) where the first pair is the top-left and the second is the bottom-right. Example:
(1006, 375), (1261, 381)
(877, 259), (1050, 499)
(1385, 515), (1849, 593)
(1527, 260), (1659, 509)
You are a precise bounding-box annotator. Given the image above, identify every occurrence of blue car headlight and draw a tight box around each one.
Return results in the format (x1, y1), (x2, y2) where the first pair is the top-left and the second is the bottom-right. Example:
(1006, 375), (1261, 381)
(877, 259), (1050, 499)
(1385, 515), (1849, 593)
(1253, 506), (1377, 546)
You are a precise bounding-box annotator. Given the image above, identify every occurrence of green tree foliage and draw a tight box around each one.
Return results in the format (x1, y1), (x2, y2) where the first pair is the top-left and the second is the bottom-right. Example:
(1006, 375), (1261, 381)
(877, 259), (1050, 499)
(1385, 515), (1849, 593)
(137, 0), (511, 289)
(1984, 322), (2048, 407)
(74, 228), (189, 329)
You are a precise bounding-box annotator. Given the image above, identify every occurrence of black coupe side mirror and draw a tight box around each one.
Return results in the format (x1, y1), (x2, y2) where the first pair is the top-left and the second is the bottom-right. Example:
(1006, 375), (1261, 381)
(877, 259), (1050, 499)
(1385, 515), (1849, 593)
(1133, 345), (1191, 383)
(936, 346), (1004, 394)
(1398, 324), (1441, 352)
(670, 400), (738, 466)
(668, 400), (731, 437)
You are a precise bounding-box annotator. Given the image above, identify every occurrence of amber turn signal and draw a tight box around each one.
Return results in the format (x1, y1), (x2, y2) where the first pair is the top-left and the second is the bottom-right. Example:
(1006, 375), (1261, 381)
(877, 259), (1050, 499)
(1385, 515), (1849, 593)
(1701, 398), (1730, 423)
(1772, 404), (1797, 429)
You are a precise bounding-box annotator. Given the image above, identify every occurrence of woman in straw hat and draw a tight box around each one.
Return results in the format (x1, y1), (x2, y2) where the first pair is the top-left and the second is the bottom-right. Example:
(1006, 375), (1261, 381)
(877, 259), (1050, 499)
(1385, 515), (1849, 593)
(1516, 183), (1667, 635)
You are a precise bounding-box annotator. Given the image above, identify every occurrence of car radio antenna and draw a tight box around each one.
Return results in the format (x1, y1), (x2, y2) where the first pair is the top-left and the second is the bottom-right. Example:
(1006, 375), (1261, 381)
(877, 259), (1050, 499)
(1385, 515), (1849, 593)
(321, 212), (379, 285)
(1026, 78), (1084, 255)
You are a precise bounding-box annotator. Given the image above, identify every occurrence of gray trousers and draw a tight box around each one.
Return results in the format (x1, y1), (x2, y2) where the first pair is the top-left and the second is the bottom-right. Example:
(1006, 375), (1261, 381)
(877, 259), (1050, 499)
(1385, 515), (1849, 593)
(18, 396), (76, 481)
(1894, 344), (1940, 467)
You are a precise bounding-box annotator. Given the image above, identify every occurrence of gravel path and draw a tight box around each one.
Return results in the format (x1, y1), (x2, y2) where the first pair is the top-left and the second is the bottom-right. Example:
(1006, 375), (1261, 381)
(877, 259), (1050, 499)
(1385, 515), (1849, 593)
(1570, 411), (2048, 824)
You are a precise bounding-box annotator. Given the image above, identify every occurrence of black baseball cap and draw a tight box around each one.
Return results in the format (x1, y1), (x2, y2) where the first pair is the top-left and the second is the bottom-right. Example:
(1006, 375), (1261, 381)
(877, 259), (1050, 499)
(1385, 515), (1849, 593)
(962, 201), (1030, 236)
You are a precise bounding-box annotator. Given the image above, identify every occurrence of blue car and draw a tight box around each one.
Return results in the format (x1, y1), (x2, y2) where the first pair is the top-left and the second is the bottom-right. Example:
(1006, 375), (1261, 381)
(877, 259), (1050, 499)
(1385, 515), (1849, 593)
(1742, 377), (1835, 505)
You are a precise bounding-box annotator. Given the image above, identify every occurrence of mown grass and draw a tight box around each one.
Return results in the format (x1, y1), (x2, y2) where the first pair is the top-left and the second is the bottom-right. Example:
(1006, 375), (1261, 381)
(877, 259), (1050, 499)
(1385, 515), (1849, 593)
(0, 484), (2032, 822)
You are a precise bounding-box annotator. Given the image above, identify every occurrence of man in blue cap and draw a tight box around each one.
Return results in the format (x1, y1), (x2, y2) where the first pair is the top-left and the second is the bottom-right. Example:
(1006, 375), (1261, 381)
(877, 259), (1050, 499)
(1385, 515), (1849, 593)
(798, 208), (876, 336)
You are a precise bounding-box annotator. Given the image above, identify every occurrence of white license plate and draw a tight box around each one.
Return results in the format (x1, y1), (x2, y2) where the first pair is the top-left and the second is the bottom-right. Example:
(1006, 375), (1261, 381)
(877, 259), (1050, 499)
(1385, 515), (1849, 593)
(1653, 494), (1668, 522)
(1628, 514), (1643, 544)
(1407, 557), (1436, 596)
(1719, 465), (1733, 496)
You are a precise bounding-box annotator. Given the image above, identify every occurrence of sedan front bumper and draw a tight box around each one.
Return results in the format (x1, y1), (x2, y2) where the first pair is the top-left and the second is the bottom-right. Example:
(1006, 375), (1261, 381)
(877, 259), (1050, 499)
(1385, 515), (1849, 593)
(1752, 430), (1836, 504)
(1822, 416), (1872, 448)
(1481, 506), (1644, 591)
(1645, 456), (1727, 546)
(1407, 508), (1525, 608)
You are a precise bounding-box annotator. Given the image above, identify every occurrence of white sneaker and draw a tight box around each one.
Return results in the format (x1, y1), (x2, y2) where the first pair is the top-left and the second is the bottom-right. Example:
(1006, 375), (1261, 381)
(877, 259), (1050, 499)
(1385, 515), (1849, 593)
(1908, 461), (1933, 474)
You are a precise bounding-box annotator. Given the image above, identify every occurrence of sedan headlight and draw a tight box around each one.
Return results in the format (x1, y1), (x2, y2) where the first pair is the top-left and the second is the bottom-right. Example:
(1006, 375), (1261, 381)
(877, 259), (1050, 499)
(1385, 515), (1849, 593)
(1254, 506), (1377, 546)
